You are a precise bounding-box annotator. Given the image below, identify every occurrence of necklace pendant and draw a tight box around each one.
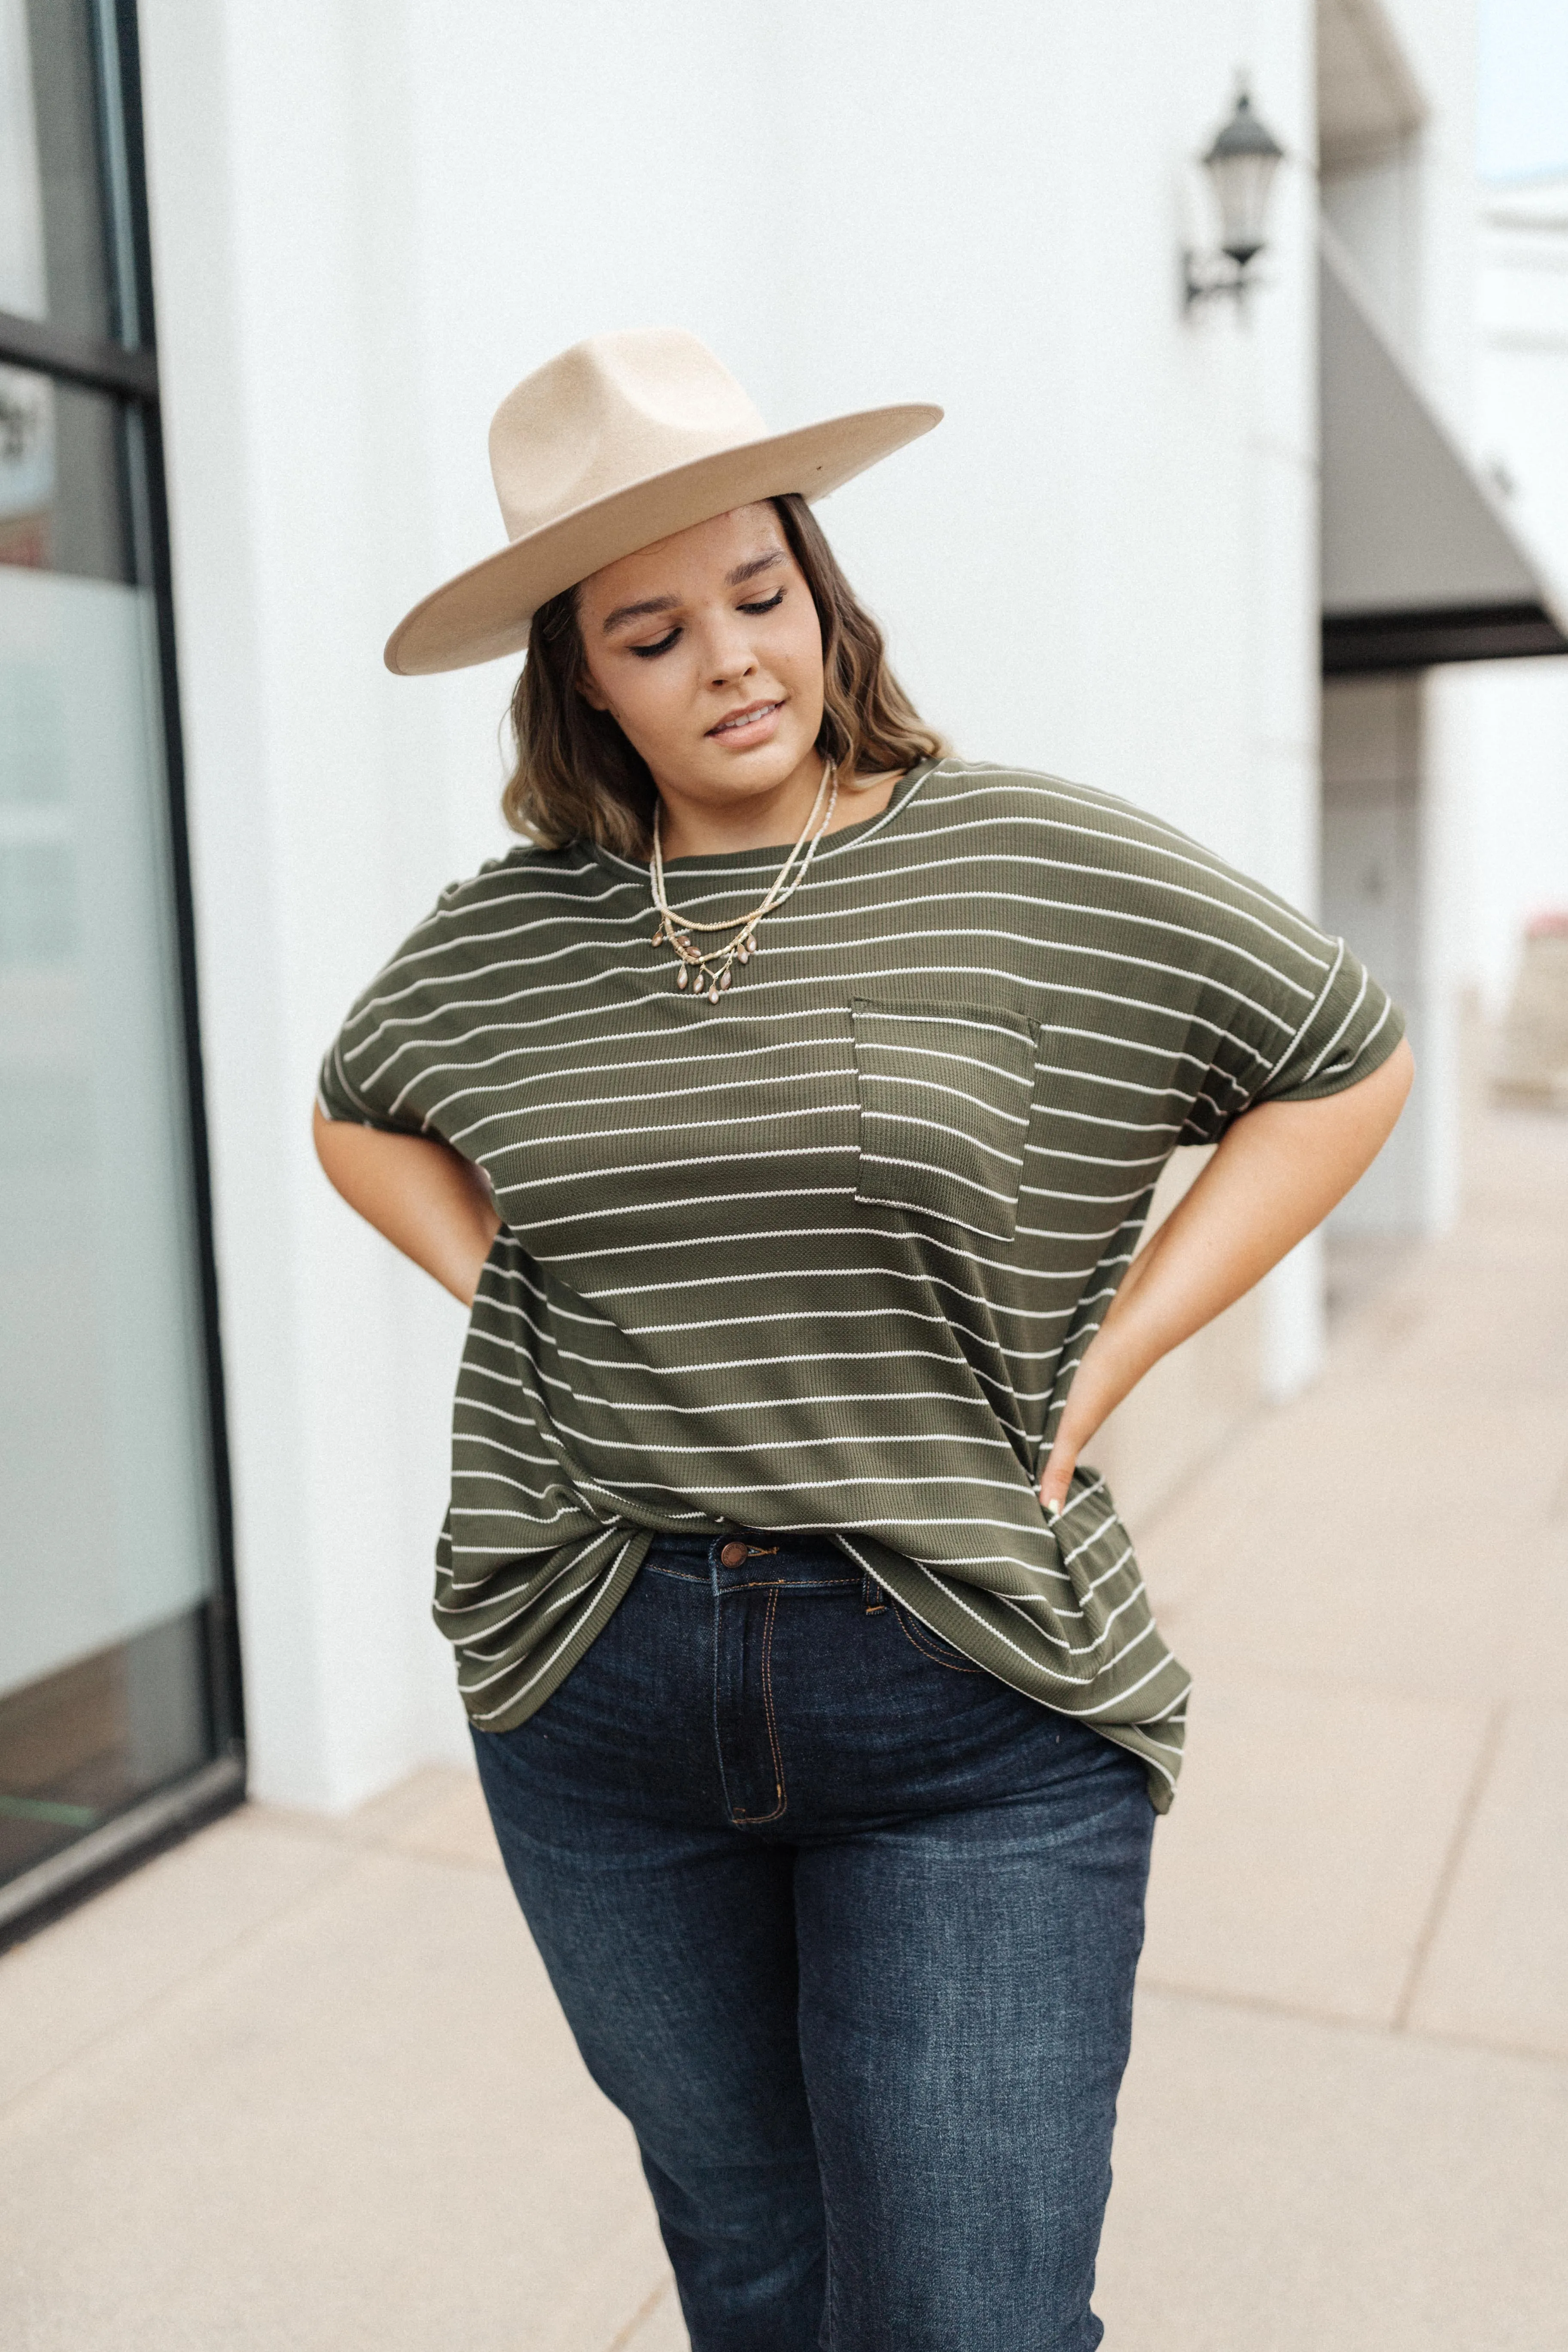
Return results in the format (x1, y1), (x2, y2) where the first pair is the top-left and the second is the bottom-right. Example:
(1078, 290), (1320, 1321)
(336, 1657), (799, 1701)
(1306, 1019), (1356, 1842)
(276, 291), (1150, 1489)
(648, 762), (832, 1007)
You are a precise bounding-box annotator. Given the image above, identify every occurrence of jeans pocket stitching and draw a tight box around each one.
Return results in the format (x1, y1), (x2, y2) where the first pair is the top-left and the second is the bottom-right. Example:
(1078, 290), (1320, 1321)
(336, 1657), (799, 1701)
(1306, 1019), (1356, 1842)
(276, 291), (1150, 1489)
(892, 1598), (986, 1674)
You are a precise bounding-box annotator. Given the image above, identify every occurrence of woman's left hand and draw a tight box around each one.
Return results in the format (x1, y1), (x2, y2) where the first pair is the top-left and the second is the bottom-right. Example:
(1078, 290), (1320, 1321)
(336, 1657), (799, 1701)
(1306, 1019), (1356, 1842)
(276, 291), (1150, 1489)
(1036, 1037), (1415, 1516)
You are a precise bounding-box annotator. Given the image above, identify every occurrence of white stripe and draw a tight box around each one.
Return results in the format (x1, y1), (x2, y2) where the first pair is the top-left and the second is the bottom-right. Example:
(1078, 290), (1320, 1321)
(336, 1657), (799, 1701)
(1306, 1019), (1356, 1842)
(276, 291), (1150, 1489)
(861, 1110), (1029, 1168)
(860, 1071), (1033, 1126)
(464, 1553), (632, 1713)
(859, 1149), (1020, 1208)
(455, 1101), (854, 1156)
(469, 1293), (1075, 1354)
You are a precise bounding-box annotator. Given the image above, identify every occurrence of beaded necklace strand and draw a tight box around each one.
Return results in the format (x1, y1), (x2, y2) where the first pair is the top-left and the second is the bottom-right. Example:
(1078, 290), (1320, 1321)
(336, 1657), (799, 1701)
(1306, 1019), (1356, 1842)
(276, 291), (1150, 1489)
(649, 763), (839, 1004)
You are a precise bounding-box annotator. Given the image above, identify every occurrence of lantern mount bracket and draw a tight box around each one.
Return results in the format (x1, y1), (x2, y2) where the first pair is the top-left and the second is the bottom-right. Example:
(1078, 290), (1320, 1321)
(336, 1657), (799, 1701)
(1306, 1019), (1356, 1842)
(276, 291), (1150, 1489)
(1183, 82), (1285, 316)
(1182, 252), (1262, 310)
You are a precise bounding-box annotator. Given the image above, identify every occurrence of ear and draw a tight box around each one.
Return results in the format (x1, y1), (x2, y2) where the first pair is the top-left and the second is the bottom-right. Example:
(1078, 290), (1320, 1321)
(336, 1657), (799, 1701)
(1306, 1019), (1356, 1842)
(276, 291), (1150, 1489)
(577, 670), (611, 714)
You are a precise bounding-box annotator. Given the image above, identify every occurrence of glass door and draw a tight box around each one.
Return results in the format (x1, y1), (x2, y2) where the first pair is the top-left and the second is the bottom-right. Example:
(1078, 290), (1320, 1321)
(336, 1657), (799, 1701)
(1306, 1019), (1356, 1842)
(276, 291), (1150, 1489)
(0, 0), (241, 1936)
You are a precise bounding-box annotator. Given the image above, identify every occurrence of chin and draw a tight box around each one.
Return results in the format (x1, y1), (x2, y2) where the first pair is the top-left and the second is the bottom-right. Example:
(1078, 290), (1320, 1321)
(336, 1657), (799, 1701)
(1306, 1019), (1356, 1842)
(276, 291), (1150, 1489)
(699, 749), (804, 794)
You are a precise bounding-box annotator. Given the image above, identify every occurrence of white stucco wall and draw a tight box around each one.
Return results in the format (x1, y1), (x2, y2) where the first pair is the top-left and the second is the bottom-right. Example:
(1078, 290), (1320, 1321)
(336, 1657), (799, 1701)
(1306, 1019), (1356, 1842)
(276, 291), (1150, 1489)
(1373, 0), (1480, 424)
(135, 0), (1323, 1809)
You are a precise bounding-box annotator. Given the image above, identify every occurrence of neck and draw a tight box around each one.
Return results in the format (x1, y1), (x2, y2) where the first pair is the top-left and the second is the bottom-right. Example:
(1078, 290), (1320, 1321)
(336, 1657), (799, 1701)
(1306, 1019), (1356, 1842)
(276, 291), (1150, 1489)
(653, 758), (903, 861)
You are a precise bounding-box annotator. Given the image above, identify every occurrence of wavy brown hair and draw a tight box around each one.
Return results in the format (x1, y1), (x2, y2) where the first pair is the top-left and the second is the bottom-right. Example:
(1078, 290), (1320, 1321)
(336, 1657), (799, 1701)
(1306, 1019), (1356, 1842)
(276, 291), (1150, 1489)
(501, 494), (945, 857)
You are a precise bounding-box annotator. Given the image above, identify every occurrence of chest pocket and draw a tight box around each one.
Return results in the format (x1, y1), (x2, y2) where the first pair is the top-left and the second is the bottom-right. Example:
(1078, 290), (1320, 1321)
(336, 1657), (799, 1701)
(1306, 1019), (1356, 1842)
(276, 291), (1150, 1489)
(851, 996), (1037, 1240)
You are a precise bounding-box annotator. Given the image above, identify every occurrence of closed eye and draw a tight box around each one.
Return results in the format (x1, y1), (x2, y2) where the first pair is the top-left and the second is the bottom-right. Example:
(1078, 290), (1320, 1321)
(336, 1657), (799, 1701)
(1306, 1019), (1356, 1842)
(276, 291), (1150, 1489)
(626, 585), (787, 660)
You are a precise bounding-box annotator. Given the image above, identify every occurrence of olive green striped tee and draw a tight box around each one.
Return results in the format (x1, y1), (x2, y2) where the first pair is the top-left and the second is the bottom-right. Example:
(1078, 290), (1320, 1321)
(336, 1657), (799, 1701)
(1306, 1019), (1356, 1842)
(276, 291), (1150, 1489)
(319, 758), (1402, 1808)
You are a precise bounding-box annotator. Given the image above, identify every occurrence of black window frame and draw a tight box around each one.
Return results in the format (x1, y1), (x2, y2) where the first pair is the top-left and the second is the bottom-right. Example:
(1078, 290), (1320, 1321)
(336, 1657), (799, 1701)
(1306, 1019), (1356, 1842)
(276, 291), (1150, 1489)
(0, 0), (244, 1947)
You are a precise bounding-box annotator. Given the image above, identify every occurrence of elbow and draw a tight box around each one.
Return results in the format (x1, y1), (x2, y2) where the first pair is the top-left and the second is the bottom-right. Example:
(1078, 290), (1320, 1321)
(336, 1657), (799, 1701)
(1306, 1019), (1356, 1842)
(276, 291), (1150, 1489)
(1364, 1035), (1416, 1156)
(313, 1100), (345, 1178)
(1388, 1033), (1416, 1112)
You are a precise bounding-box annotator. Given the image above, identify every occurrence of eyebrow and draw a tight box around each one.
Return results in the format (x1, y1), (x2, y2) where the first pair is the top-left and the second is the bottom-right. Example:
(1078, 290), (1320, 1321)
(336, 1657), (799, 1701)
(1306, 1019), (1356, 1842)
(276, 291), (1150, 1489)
(599, 548), (786, 635)
(600, 593), (678, 635)
(725, 550), (785, 588)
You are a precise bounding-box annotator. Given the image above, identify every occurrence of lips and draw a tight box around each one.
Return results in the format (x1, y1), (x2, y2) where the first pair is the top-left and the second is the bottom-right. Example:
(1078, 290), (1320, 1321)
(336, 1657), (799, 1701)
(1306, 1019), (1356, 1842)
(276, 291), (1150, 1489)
(707, 699), (782, 737)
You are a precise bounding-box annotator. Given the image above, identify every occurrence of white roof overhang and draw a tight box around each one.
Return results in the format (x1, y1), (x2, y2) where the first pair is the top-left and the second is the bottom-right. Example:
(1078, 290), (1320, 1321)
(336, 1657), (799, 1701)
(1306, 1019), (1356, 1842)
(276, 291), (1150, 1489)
(1320, 227), (1568, 671)
(1317, 0), (1426, 169)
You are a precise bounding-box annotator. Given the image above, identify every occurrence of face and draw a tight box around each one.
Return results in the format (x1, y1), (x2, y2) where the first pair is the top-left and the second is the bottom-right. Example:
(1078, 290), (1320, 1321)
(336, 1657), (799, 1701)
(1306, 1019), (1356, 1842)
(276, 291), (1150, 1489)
(575, 505), (826, 845)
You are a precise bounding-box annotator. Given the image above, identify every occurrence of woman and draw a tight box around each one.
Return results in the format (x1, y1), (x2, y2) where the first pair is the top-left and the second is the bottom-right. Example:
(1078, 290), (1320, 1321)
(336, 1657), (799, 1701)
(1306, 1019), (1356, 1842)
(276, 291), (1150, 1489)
(317, 329), (1411, 2352)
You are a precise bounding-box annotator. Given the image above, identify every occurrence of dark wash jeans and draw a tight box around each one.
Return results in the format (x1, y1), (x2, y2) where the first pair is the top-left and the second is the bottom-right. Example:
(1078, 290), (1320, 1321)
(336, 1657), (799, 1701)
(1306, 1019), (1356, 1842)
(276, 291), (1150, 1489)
(472, 1531), (1154, 2352)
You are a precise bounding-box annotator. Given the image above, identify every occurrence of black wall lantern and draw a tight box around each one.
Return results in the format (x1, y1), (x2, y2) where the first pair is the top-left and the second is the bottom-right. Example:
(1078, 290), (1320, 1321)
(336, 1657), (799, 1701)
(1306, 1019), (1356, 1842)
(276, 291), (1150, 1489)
(1184, 85), (1285, 310)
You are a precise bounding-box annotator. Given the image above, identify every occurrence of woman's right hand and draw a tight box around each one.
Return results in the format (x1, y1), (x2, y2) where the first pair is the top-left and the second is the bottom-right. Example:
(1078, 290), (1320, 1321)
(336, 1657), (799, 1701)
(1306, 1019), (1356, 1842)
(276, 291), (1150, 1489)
(1036, 1035), (1414, 1515)
(313, 1107), (502, 1306)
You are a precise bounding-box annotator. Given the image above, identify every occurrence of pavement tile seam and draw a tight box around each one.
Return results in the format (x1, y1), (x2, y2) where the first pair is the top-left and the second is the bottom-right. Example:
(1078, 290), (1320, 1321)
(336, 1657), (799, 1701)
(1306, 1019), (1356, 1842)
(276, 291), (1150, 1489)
(1147, 1654), (1506, 1717)
(243, 1801), (461, 1850)
(604, 2278), (679, 2351)
(1133, 1973), (1568, 2072)
(282, 1822), (501, 1874)
(1391, 1698), (1510, 2030)
(245, 1786), (502, 1873)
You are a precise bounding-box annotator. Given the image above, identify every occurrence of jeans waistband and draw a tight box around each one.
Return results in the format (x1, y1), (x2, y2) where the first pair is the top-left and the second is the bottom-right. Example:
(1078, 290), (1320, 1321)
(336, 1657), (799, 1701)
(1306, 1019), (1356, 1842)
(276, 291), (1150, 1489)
(643, 1529), (864, 1591)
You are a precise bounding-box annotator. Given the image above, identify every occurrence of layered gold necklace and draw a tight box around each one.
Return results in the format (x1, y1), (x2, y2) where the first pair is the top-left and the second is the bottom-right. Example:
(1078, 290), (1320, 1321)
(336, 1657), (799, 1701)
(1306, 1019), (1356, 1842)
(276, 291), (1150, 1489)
(649, 764), (838, 1004)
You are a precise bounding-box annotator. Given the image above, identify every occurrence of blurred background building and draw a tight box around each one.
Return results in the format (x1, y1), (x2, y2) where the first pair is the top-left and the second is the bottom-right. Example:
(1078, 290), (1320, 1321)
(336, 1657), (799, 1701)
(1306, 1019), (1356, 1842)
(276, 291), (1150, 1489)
(1469, 166), (1568, 1036)
(1, 0), (1565, 1938)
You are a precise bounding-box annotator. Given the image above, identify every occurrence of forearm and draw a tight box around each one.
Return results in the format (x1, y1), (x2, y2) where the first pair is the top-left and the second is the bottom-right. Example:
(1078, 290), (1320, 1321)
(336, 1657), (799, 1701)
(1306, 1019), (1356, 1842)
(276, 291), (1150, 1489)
(1040, 1036), (1414, 1503)
(313, 1106), (501, 1306)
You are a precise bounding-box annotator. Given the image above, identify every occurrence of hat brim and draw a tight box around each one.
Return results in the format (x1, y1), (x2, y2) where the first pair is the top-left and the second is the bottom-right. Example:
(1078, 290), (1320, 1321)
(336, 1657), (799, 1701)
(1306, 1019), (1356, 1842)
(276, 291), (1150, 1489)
(384, 402), (942, 675)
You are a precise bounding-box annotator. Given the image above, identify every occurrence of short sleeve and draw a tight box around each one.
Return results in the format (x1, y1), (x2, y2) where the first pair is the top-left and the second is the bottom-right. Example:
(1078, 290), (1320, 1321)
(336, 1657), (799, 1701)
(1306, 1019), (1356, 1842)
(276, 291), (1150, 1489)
(1251, 934), (1405, 1106)
(1164, 834), (1407, 1148)
(316, 1028), (426, 1132)
(315, 900), (447, 1135)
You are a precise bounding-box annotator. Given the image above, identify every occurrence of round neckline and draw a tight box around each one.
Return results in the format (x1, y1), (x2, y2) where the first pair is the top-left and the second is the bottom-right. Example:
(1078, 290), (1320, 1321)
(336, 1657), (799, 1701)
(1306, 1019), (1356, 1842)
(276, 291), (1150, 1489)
(591, 758), (939, 880)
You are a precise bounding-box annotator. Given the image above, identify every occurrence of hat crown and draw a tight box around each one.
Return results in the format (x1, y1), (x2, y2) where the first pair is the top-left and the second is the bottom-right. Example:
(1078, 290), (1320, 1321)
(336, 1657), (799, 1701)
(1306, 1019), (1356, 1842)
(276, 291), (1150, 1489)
(488, 329), (769, 543)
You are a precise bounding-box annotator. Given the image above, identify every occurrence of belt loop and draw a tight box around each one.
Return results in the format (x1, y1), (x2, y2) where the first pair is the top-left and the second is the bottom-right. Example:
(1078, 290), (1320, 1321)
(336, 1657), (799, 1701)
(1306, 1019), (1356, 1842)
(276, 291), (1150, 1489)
(862, 1572), (886, 1614)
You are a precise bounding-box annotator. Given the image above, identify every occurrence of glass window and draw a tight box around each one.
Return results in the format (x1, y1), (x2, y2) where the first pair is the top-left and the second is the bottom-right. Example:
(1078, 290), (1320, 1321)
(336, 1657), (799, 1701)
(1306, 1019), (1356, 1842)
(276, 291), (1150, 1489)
(0, 548), (221, 1885)
(0, 361), (132, 580)
(0, 0), (116, 342)
(0, 2), (235, 1913)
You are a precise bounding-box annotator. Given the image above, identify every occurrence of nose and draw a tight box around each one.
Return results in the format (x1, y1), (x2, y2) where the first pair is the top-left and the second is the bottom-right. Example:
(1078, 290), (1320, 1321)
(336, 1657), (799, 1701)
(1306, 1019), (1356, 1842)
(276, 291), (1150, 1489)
(703, 610), (759, 687)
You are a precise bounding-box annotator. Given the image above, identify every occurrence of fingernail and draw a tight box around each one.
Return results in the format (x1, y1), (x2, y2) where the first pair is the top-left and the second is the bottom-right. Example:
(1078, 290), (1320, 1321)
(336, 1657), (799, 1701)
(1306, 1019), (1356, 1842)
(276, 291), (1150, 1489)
(1044, 1498), (1060, 1521)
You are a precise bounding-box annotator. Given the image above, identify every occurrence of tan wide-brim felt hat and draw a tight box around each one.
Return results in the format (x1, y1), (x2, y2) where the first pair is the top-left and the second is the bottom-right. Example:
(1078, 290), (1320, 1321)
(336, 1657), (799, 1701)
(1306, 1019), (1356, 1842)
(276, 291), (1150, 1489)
(384, 328), (942, 675)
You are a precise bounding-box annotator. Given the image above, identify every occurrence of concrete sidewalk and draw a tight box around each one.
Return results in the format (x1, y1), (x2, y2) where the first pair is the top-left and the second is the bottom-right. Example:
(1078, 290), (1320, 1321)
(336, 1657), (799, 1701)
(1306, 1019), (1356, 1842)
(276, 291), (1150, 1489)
(4, 1105), (1566, 2351)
